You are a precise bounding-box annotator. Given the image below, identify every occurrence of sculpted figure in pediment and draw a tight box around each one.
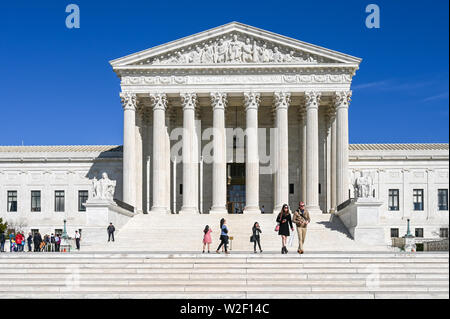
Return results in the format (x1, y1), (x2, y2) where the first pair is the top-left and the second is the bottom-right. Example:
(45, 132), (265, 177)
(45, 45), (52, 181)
(272, 47), (284, 63)
(201, 44), (214, 64)
(228, 34), (242, 62)
(262, 44), (273, 62)
(190, 45), (203, 64)
(242, 38), (254, 63)
(214, 38), (228, 63)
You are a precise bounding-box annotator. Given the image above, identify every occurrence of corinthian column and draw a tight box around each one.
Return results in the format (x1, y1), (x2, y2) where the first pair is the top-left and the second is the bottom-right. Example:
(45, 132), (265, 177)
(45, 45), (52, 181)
(329, 106), (337, 213)
(334, 91), (352, 206)
(120, 92), (137, 208)
(243, 92), (261, 214)
(305, 91), (321, 214)
(273, 92), (291, 213)
(180, 93), (199, 214)
(150, 93), (169, 213)
(210, 92), (228, 214)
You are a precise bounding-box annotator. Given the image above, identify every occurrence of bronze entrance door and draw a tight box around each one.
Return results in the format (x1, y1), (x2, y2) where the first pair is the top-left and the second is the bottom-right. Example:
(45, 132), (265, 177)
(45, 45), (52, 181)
(227, 163), (245, 214)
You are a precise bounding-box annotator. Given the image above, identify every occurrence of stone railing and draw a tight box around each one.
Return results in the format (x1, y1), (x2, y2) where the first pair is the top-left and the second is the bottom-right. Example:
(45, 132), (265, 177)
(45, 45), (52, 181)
(113, 198), (134, 213)
(336, 198), (355, 211)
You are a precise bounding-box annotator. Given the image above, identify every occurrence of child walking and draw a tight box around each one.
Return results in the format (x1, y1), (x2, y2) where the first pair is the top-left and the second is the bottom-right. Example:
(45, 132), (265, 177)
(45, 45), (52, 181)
(202, 225), (212, 253)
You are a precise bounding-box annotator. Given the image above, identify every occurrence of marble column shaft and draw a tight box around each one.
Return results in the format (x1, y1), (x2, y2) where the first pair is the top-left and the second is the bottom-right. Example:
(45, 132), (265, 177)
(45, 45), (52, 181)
(210, 92), (228, 213)
(180, 93), (199, 214)
(305, 91), (321, 213)
(120, 92), (137, 208)
(335, 91), (352, 206)
(330, 109), (337, 212)
(244, 92), (261, 214)
(150, 93), (169, 213)
(273, 92), (290, 212)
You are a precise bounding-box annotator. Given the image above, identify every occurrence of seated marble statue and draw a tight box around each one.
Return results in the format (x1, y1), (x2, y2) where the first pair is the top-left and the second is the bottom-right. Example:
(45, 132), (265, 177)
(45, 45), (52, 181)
(92, 172), (116, 200)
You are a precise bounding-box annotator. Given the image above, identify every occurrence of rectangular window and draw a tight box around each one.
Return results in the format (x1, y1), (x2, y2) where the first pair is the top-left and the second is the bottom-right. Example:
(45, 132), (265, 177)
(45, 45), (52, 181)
(31, 191), (41, 212)
(7, 191), (17, 212)
(78, 190), (88, 212)
(31, 229), (39, 237)
(440, 228), (449, 238)
(388, 189), (399, 211)
(55, 190), (65, 212)
(390, 228), (399, 238)
(413, 189), (424, 211)
(415, 228), (424, 238)
(55, 229), (63, 236)
(289, 184), (294, 194)
(438, 189), (448, 211)
(179, 184), (183, 195)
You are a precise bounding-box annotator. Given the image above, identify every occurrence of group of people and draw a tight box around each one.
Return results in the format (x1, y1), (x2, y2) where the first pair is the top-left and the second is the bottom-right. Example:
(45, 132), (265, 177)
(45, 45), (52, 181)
(0, 230), (83, 252)
(201, 201), (311, 254)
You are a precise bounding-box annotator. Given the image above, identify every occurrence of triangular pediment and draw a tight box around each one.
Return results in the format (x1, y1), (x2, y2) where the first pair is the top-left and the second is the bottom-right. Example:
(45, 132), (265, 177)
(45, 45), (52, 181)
(110, 22), (361, 68)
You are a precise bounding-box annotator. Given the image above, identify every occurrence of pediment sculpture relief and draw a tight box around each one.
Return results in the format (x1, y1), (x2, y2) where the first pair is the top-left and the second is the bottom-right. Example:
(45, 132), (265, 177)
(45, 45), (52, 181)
(135, 33), (334, 65)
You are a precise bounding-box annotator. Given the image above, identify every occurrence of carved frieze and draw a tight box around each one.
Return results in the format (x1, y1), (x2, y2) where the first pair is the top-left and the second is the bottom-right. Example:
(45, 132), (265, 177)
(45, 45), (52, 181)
(131, 32), (335, 66)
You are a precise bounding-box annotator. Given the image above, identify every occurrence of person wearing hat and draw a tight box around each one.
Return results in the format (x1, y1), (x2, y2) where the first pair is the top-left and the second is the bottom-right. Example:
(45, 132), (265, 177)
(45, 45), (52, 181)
(107, 223), (116, 242)
(292, 201), (310, 254)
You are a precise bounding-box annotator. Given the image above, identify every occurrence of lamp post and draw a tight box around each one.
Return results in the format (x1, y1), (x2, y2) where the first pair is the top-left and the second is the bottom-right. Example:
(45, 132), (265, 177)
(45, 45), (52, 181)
(404, 218), (416, 253)
(60, 219), (71, 252)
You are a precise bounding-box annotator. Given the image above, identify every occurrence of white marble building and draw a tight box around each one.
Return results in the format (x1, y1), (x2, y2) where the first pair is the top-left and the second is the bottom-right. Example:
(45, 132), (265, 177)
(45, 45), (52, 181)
(0, 23), (448, 246)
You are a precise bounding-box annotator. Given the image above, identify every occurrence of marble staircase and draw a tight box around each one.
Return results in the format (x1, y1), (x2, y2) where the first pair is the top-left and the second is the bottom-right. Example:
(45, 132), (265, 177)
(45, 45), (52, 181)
(0, 252), (448, 299)
(84, 212), (389, 252)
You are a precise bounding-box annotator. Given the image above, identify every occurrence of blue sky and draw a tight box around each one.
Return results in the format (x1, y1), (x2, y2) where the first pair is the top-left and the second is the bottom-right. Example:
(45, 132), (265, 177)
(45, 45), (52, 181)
(0, 0), (448, 145)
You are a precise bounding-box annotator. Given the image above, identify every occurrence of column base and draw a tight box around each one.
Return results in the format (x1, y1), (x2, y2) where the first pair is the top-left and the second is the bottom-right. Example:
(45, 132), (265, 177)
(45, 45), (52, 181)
(151, 206), (170, 214)
(210, 206), (228, 214)
(306, 206), (322, 215)
(180, 206), (199, 214)
(244, 206), (261, 214)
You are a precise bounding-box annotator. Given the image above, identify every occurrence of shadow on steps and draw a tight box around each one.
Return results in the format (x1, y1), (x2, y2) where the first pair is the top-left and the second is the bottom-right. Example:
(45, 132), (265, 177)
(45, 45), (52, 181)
(316, 215), (352, 240)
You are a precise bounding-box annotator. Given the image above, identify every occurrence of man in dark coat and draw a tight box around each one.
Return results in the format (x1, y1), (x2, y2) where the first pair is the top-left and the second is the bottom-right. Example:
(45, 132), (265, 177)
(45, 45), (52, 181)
(0, 232), (5, 252)
(33, 232), (42, 252)
(107, 223), (116, 242)
(27, 233), (33, 252)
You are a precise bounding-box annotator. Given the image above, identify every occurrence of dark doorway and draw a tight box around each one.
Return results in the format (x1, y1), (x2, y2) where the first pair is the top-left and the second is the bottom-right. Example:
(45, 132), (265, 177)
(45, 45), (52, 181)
(227, 163), (245, 214)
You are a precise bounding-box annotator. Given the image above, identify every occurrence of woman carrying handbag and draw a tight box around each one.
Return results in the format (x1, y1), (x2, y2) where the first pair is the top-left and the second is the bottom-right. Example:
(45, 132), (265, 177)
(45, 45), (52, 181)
(276, 204), (294, 254)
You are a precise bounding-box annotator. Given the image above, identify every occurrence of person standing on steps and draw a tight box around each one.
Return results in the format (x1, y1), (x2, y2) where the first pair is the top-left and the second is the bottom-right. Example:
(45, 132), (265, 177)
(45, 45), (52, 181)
(252, 222), (263, 253)
(293, 201), (311, 254)
(276, 204), (293, 254)
(27, 232), (33, 252)
(107, 223), (116, 242)
(216, 218), (230, 254)
(202, 225), (212, 253)
(75, 230), (81, 250)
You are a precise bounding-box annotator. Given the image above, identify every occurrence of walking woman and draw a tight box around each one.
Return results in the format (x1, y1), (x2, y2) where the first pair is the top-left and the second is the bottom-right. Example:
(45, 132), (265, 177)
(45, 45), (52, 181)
(276, 204), (294, 254)
(252, 222), (263, 253)
(202, 225), (212, 253)
(216, 218), (230, 254)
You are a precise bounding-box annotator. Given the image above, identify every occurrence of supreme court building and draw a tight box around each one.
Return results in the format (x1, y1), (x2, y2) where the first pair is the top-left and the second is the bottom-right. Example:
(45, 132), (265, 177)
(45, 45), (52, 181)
(0, 22), (448, 248)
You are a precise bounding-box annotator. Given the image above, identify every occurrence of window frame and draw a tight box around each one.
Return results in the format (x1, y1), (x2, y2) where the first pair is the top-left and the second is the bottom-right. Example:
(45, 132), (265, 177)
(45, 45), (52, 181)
(413, 189), (424, 211)
(438, 189), (448, 211)
(388, 189), (400, 211)
(78, 190), (89, 212)
(414, 228), (424, 238)
(7, 190), (17, 212)
(54, 190), (65, 212)
(31, 190), (41, 212)
(390, 228), (399, 238)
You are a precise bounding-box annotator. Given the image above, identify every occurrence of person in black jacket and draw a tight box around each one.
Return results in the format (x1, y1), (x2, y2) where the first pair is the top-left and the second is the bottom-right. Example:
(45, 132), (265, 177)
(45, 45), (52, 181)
(27, 233), (33, 252)
(252, 222), (262, 253)
(276, 204), (293, 254)
(0, 232), (5, 252)
(33, 232), (42, 252)
(107, 223), (115, 242)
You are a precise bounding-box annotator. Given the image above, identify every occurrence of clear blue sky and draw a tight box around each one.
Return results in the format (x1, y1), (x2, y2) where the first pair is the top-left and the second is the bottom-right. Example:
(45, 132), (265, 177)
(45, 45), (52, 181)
(0, 0), (448, 145)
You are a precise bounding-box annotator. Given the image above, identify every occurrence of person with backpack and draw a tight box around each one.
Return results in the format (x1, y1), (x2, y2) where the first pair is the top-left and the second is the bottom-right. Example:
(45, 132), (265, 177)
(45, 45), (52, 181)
(216, 218), (230, 254)
(33, 232), (42, 252)
(202, 225), (212, 253)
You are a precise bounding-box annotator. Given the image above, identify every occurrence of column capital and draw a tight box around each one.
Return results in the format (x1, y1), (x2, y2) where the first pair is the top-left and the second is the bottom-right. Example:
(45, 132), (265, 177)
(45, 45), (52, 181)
(333, 91), (352, 109)
(273, 91), (291, 110)
(244, 92), (260, 111)
(120, 92), (137, 111)
(304, 91), (321, 109)
(210, 92), (228, 110)
(149, 93), (168, 111)
(180, 92), (198, 110)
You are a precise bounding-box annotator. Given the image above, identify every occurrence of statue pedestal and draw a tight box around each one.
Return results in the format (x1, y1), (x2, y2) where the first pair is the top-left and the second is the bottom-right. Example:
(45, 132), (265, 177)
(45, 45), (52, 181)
(404, 236), (416, 252)
(336, 198), (385, 246)
(82, 198), (135, 245)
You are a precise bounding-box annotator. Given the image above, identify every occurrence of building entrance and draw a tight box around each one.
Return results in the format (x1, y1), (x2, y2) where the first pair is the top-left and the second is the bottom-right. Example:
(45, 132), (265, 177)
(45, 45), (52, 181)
(227, 163), (245, 214)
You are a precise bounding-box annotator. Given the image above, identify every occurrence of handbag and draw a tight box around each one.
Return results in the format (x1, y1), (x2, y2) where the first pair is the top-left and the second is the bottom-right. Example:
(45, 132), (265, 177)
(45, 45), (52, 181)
(250, 235), (255, 242)
(274, 224), (280, 232)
